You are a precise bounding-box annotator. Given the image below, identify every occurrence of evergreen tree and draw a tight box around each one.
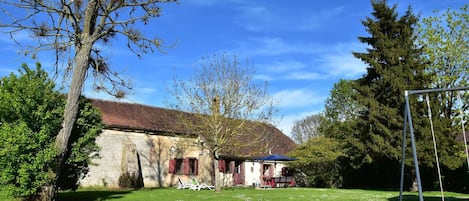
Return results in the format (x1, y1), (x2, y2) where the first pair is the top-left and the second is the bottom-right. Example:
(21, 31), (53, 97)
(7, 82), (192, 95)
(350, 0), (431, 188)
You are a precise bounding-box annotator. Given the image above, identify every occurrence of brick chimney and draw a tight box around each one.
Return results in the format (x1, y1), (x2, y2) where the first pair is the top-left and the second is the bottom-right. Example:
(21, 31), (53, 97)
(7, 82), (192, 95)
(212, 96), (220, 116)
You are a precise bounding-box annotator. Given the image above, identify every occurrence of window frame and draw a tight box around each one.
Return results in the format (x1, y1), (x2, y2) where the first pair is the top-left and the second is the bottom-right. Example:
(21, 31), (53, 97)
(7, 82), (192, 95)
(169, 157), (198, 175)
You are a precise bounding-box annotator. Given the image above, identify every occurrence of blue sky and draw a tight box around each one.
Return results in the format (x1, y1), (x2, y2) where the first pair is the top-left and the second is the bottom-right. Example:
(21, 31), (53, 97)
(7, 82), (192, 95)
(0, 0), (466, 137)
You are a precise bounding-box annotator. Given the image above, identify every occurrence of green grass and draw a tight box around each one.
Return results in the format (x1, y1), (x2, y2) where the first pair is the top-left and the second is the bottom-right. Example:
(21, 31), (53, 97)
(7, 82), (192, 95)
(2, 187), (469, 201)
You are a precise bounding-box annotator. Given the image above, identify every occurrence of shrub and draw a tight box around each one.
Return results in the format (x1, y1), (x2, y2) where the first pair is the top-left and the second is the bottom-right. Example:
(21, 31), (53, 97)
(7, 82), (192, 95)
(289, 136), (344, 188)
(118, 172), (143, 189)
(0, 64), (102, 200)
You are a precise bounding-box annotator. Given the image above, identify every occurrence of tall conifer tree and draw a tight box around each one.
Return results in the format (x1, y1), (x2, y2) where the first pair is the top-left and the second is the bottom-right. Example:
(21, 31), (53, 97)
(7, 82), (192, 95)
(351, 0), (431, 187)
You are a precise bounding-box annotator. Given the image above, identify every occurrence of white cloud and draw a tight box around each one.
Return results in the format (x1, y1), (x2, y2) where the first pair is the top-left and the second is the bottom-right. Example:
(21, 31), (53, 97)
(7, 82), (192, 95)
(234, 37), (323, 58)
(319, 53), (366, 78)
(235, 6), (276, 31)
(135, 87), (157, 94)
(184, 0), (249, 7)
(273, 88), (326, 108)
(260, 60), (307, 73)
(235, 4), (346, 32)
(235, 39), (366, 81)
(284, 71), (323, 81)
(253, 74), (273, 81)
(316, 42), (367, 78)
(298, 6), (345, 31)
(254, 60), (312, 81)
(246, 38), (300, 57)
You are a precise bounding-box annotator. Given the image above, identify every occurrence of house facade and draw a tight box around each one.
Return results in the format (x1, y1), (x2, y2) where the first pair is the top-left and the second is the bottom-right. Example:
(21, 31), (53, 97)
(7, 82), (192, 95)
(80, 99), (296, 188)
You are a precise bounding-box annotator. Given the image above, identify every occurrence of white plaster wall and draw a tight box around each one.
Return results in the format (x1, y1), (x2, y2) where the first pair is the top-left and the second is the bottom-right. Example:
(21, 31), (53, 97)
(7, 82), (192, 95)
(80, 130), (126, 187)
(219, 172), (233, 187)
(242, 161), (289, 186)
(243, 161), (261, 186)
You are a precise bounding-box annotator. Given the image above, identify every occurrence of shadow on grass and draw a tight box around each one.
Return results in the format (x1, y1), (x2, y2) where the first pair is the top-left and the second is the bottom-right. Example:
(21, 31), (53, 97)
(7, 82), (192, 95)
(388, 195), (469, 201)
(56, 190), (132, 201)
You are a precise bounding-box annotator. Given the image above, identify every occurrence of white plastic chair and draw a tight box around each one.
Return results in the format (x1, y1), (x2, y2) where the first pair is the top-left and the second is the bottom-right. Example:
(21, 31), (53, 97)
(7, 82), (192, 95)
(191, 177), (214, 191)
(177, 177), (197, 190)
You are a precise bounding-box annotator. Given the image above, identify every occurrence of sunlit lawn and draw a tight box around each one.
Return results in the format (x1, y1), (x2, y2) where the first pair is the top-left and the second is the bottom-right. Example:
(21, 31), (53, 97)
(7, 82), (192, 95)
(2, 187), (469, 201)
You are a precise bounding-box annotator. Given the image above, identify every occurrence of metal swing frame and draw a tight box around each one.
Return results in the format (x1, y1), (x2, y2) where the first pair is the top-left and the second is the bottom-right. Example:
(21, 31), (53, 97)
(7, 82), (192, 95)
(399, 86), (469, 201)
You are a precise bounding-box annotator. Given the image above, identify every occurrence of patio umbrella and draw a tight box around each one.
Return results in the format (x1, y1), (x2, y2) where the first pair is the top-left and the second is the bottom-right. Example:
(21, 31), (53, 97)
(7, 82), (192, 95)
(255, 154), (296, 161)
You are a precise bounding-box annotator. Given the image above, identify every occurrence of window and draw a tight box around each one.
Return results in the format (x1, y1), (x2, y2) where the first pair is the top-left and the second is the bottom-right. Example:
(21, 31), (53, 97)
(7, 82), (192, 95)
(235, 161), (242, 174)
(169, 158), (198, 175)
(225, 161), (232, 173)
(281, 167), (294, 176)
(188, 158), (197, 175)
(219, 160), (234, 173)
(263, 164), (273, 177)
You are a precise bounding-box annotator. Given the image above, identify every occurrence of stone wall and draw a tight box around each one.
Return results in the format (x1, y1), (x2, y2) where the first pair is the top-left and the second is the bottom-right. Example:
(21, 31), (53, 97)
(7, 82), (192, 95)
(80, 129), (214, 188)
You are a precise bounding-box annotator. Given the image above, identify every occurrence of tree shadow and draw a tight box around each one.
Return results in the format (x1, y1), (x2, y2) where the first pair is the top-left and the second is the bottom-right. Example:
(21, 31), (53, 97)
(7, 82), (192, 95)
(56, 190), (132, 201)
(388, 195), (469, 201)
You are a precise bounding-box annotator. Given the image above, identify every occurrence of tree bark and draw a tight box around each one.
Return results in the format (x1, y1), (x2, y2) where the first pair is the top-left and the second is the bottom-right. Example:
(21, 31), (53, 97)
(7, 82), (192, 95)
(56, 42), (92, 163)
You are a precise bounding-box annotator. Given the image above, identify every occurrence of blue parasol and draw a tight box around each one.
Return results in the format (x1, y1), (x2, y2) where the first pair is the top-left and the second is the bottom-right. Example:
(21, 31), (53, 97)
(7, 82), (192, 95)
(255, 154), (296, 161)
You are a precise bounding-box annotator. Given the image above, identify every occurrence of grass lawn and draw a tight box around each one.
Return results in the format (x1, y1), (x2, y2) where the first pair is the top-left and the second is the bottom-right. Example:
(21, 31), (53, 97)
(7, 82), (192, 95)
(2, 187), (469, 201)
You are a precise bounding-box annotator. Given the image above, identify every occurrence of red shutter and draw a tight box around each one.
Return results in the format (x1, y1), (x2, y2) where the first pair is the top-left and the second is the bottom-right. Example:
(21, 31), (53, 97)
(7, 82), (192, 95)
(194, 159), (199, 175)
(218, 160), (225, 173)
(183, 158), (190, 175)
(169, 159), (176, 174)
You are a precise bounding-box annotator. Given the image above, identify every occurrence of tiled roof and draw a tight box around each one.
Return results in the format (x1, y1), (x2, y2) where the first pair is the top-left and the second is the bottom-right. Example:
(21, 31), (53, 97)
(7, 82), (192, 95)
(90, 99), (296, 157)
(91, 99), (190, 134)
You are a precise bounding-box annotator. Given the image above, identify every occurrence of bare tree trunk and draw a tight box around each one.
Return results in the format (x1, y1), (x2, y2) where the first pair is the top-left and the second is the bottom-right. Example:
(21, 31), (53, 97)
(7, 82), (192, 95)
(36, 185), (54, 201)
(37, 44), (92, 201)
(213, 158), (221, 192)
(56, 43), (92, 163)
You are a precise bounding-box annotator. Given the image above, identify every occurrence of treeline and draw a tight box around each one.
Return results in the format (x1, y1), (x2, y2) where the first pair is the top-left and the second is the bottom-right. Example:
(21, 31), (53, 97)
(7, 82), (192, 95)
(289, 1), (468, 192)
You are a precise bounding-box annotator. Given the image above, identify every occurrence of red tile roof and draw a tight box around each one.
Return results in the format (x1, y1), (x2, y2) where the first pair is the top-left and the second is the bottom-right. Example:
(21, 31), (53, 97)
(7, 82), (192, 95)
(90, 99), (296, 157)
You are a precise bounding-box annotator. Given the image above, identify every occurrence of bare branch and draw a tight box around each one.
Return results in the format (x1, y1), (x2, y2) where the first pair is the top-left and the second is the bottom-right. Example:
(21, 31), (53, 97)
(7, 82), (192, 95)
(0, 1), (177, 199)
(1, 0), (176, 96)
(168, 53), (276, 154)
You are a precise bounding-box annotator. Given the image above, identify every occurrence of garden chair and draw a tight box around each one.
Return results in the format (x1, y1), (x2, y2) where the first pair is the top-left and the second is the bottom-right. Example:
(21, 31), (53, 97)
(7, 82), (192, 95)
(177, 177), (197, 190)
(191, 177), (214, 191)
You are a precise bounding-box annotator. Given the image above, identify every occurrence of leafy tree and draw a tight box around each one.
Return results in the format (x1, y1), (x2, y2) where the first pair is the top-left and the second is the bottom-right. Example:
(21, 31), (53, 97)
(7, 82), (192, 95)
(168, 54), (275, 192)
(0, 64), (102, 200)
(320, 79), (363, 170)
(418, 5), (468, 91)
(321, 79), (361, 142)
(291, 113), (322, 144)
(415, 4), (469, 191)
(0, 1), (175, 199)
(324, 79), (362, 123)
(289, 136), (344, 188)
(417, 5), (468, 127)
(350, 0), (432, 188)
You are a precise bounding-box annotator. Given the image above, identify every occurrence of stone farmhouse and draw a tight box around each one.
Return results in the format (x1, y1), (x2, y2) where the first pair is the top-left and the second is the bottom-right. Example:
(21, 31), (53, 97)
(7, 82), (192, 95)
(80, 99), (296, 188)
